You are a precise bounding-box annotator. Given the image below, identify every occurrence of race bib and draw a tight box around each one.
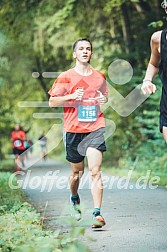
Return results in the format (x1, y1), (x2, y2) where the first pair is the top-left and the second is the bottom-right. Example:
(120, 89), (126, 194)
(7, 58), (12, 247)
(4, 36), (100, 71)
(78, 105), (98, 122)
(14, 140), (22, 147)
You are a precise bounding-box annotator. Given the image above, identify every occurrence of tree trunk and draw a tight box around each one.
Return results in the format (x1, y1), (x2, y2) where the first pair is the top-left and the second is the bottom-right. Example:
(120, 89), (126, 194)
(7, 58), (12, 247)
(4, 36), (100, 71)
(34, 56), (50, 99)
(121, 3), (132, 53)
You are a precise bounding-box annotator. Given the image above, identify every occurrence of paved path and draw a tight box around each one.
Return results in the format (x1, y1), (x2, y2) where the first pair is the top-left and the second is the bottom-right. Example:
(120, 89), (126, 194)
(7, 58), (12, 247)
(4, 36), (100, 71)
(19, 157), (167, 252)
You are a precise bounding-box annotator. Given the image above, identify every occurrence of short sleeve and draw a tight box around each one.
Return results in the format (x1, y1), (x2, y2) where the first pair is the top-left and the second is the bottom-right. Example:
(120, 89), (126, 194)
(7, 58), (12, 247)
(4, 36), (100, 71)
(101, 79), (108, 97)
(98, 72), (108, 97)
(48, 73), (70, 97)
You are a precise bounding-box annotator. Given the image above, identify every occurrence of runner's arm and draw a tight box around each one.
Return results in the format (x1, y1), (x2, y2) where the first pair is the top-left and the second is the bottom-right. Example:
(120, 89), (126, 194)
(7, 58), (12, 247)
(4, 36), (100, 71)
(49, 88), (84, 108)
(141, 31), (161, 95)
(19, 131), (26, 141)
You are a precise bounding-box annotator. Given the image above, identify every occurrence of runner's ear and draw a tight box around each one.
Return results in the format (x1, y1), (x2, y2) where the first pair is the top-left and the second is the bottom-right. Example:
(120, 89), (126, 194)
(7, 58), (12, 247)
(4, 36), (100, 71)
(73, 52), (77, 59)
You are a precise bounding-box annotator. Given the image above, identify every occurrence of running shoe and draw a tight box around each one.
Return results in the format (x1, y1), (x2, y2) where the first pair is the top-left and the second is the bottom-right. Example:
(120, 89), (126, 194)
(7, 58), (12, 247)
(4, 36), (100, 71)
(92, 211), (106, 228)
(70, 195), (82, 221)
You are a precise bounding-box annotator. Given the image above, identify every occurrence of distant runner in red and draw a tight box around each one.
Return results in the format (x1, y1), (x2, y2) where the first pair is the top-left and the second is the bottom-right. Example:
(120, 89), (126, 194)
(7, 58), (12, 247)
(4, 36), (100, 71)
(11, 124), (26, 172)
(48, 38), (108, 228)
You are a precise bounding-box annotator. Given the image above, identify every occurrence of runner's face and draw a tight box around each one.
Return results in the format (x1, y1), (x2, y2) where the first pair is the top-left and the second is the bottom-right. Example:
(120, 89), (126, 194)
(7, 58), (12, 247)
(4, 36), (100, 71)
(15, 124), (20, 131)
(73, 41), (92, 63)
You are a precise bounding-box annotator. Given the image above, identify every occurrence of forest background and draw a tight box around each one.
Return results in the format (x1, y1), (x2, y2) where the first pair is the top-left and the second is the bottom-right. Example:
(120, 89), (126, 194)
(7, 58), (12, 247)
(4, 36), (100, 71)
(0, 0), (167, 185)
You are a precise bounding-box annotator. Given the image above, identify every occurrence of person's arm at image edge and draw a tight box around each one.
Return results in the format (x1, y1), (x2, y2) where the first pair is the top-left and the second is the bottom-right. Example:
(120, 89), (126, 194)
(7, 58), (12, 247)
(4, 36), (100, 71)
(141, 31), (161, 95)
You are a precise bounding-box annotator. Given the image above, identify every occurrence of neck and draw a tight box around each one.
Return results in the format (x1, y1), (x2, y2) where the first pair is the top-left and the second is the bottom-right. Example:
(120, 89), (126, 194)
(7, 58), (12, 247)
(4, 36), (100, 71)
(74, 61), (92, 76)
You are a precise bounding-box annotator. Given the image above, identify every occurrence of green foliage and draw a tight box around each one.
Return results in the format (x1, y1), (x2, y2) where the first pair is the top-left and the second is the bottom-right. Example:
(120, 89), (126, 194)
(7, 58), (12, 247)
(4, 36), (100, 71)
(0, 172), (24, 213)
(149, 20), (164, 28)
(0, 203), (90, 252)
(104, 138), (167, 187)
(0, 159), (14, 172)
(0, 172), (91, 252)
(0, 0), (167, 175)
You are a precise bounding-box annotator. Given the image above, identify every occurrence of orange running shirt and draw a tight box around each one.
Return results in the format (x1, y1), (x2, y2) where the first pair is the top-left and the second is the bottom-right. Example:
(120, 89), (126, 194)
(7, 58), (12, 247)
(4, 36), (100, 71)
(11, 130), (26, 150)
(48, 68), (108, 133)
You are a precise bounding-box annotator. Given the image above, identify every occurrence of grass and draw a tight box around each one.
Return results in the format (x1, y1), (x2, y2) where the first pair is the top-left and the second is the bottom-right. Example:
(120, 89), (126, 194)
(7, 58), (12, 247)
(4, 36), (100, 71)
(102, 155), (167, 188)
(49, 150), (167, 187)
(0, 172), (24, 212)
(0, 159), (14, 172)
(102, 167), (167, 188)
(49, 149), (167, 187)
(49, 151), (67, 163)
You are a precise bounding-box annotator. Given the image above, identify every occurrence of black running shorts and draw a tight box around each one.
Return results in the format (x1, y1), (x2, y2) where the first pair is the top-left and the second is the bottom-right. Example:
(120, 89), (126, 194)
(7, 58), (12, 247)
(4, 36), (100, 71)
(64, 127), (106, 163)
(160, 109), (167, 133)
(13, 148), (25, 155)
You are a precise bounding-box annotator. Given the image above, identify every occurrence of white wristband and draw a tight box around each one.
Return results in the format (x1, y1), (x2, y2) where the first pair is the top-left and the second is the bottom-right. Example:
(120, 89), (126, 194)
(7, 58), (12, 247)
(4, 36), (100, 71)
(143, 79), (152, 82)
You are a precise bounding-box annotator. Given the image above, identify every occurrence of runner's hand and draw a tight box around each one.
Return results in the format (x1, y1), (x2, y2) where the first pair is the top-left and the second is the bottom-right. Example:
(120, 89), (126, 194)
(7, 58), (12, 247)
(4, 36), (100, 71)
(95, 90), (107, 105)
(141, 81), (156, 95)
(72, 88), (84, 100)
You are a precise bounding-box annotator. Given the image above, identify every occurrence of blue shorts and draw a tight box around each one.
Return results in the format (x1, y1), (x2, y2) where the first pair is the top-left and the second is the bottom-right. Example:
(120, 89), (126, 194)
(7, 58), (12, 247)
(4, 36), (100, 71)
(64, 127), (106, 163)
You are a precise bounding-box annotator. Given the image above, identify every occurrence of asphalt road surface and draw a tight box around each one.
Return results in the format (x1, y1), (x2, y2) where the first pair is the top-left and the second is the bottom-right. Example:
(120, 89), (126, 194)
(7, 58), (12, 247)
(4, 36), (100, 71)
(17, 157), (167, 252)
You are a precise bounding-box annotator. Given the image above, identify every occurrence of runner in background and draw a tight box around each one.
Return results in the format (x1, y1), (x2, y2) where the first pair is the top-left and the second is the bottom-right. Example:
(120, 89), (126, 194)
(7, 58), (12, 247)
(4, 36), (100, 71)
(11, 124), (26, 172)
(38, 133), (47, 160)
(28, 139), (33, 155)
(141, 1), (167, 142)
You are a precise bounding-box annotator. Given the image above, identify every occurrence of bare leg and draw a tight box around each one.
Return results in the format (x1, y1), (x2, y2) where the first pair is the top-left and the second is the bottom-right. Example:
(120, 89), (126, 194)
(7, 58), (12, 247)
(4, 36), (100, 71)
(43, 151), (47, 160)
(86, 147), (103, 208)
(162, 126), (167, 143)
(15, 154), (25, 171)
(69, 161), (84, 196)
(15, 154), (20, 171)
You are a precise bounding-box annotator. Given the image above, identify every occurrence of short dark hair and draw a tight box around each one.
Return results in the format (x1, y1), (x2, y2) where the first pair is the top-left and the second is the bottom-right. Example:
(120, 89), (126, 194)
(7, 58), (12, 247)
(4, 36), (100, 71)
(72, 38), (93, 51)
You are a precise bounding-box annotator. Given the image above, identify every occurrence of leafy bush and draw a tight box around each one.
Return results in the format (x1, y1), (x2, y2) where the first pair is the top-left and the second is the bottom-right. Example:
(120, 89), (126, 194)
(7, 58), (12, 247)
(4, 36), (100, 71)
(0, 159), (14, 172)
(0, 203), (90, 252)
(0, 172), (91, 252)
(104, 141), (167, 187)
(0, 172), (24, 213)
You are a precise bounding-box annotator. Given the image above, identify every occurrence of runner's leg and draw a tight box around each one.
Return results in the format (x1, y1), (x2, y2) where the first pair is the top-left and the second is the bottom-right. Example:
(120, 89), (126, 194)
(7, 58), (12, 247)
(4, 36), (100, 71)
(69, 161), (84, 196)
(86, 147), (106, 227)
(162, 126), (167, 143)
(15, 154), (20, 171)
(86, 147), (103, 208)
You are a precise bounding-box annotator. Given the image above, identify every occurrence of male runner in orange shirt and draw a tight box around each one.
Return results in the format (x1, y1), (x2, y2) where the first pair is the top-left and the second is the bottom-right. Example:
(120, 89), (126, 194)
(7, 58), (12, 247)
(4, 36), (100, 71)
(49, 38), (108, 228)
